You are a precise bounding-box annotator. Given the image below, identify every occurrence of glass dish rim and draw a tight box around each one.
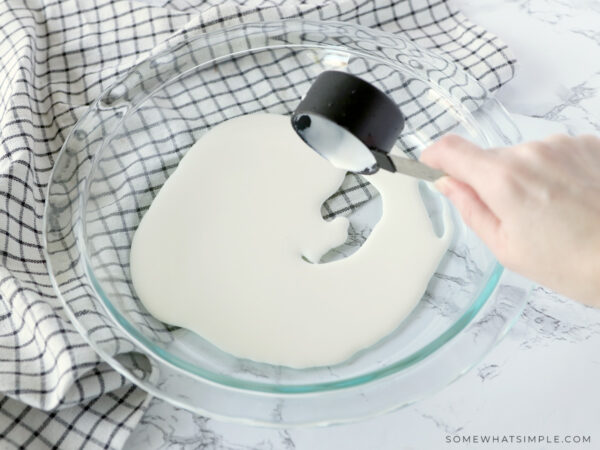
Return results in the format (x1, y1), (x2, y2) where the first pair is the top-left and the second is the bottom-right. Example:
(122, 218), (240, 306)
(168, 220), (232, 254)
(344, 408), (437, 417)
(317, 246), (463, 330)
(45, 18), (515, 398)
(85, 256), (504, 393)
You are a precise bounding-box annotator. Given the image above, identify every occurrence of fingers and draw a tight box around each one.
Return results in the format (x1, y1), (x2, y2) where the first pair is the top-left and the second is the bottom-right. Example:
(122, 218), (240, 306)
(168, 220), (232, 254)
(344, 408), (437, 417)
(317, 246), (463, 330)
(421, 134), (516, 217)
(435, 176), (501, 248)
(420, 135), (497, 189)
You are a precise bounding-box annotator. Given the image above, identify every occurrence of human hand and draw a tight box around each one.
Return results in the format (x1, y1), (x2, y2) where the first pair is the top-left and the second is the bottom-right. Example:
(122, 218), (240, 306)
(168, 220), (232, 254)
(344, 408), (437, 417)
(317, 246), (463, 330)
(420, 134), (600, 306)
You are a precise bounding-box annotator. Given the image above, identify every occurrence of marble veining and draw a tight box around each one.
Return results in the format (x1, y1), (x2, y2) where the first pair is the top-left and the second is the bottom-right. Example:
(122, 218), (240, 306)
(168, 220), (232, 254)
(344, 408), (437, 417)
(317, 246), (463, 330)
(126, 0), (600, 448)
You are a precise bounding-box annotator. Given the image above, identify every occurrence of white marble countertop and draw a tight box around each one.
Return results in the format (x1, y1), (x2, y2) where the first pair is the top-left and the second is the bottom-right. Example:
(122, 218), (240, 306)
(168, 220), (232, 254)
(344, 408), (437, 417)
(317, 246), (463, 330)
(126, 1), (600, 448)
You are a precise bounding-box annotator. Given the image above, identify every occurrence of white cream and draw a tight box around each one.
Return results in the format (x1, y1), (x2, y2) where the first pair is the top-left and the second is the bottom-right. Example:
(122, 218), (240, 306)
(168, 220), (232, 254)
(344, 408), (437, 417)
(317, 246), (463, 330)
(130, 113), (452, 368)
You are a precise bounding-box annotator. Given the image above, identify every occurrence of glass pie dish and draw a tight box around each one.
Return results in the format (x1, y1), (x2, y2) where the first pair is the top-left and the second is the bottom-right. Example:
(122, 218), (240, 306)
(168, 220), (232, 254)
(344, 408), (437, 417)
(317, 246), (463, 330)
(44, 19), (530, 426)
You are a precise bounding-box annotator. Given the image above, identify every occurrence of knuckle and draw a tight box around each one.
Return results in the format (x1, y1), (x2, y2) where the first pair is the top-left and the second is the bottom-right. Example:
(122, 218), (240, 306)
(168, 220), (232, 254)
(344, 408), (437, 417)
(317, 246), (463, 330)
(545, 134), (575, 149)
(501, 141), (552, 169)
(546, 133), (572, 144)
(521, 141), (551, 159)
(580, 134), (600, 147)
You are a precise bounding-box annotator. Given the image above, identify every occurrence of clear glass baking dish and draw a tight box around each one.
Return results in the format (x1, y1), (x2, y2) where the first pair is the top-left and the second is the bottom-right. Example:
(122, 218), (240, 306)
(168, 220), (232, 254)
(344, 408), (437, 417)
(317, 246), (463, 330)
(44, 19), (529, 426)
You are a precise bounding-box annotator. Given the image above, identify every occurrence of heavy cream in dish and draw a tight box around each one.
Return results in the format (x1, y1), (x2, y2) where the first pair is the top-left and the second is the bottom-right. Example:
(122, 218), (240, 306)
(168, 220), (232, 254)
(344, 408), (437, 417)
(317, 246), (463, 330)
(130, 113), (452, 368)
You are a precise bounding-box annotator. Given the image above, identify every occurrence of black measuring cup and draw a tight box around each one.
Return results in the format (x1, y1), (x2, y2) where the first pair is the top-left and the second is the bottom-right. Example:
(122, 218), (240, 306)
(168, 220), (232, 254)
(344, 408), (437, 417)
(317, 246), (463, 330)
(292, 71), (444, 182)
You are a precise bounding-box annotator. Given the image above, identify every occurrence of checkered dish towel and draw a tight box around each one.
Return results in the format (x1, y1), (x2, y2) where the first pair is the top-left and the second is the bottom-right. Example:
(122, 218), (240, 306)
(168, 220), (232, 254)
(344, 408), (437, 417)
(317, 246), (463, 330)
(0, 0), (515, 448)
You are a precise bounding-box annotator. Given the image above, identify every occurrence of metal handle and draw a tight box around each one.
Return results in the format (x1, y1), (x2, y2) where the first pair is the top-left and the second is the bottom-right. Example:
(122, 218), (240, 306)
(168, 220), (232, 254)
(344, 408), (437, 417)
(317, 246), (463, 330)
(386, 154), (445, 182)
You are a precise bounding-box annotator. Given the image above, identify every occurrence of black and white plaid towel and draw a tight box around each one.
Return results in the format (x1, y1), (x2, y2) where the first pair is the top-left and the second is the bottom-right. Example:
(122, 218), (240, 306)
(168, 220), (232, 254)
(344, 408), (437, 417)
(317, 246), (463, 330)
(0, 0), (515, 448)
